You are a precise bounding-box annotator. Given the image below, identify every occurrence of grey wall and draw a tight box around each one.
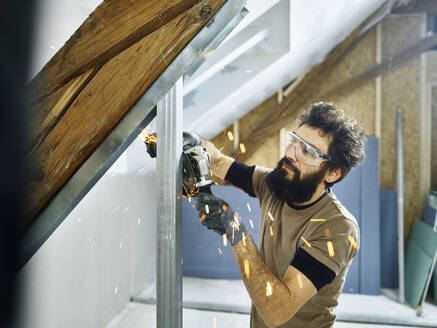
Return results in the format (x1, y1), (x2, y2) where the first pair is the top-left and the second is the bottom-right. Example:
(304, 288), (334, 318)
(16, 139), (157, 328)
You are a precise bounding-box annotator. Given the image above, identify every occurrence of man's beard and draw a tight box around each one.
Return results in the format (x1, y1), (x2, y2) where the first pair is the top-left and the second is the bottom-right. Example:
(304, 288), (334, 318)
(266, 157), (327, 204)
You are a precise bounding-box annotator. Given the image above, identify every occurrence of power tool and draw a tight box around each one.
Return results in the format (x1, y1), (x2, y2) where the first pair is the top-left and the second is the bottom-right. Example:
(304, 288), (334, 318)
(144, 132), (213, 197)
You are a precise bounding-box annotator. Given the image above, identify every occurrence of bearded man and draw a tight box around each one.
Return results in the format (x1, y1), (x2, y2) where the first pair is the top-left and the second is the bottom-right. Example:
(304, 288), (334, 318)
(186, 102), (366, 328)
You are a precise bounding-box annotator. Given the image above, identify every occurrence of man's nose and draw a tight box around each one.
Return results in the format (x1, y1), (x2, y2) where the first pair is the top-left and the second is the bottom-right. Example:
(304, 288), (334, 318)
(286, 145), (297, 162)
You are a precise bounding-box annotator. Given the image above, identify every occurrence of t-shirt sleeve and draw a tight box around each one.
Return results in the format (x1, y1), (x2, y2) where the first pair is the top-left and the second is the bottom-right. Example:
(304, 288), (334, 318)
(224, 161), (256, 197)
(298, 216), (360, 277)
(251, 166), (272, 200)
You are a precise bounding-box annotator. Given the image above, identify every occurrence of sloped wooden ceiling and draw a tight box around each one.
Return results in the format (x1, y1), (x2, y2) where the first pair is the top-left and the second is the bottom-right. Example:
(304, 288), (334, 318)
(26, 0), (228, 231)
(229, 2), (437, 163)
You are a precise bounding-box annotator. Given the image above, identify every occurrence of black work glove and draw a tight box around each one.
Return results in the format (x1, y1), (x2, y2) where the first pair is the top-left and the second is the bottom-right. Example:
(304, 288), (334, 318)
(194, 192), (248, 246)
(183, 131), (203, 151)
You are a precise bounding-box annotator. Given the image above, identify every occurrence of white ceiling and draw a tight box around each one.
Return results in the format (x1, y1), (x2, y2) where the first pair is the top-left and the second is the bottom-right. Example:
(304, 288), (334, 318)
(32, 0), (386, 140)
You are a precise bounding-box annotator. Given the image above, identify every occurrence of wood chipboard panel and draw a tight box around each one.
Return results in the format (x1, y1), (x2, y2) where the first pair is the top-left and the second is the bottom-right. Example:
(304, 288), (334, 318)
(26, 0), (228, 230)
(380, 16), (422, 239)
(321, 28), (376, 136)
(425, 51), (437, 82)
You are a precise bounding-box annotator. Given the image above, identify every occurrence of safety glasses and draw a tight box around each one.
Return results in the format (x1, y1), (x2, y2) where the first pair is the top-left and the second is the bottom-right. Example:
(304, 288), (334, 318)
(285, 131), (331, 167)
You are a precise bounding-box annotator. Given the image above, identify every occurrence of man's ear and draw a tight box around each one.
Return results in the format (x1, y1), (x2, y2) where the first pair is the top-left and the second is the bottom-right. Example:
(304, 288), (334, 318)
(325, 167), (342, 184)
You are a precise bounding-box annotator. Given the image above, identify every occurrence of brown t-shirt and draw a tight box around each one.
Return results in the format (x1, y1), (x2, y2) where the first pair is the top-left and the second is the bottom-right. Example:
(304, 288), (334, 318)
(250, 166), (360, 328)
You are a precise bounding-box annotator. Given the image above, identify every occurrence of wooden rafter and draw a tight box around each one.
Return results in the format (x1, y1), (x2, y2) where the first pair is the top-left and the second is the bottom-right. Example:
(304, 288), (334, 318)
(320, 33), (437, 99)
(29, 0), (203, 102)
(25, 0), (228, 231)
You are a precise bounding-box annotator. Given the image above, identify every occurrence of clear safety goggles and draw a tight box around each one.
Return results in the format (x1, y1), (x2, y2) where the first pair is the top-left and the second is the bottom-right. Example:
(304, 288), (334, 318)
(285, 131), (331, 167)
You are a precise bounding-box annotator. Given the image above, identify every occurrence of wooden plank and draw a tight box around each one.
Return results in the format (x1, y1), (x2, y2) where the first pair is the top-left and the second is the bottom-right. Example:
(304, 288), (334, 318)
(28, 68), (96, 156)
(24, 0), (228, 230)
(29, 0), (202, 102)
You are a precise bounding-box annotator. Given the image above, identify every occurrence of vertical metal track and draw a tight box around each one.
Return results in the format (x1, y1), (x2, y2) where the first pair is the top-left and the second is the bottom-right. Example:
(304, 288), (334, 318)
(156, 78), (183, 328)
(397, 106), (405, 304)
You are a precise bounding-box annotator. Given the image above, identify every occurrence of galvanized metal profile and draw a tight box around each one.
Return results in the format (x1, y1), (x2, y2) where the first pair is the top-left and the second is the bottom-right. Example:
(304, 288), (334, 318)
(156, 78), (183, 328)
(396, 106), (405, 304)
(19, 0), (247, 270)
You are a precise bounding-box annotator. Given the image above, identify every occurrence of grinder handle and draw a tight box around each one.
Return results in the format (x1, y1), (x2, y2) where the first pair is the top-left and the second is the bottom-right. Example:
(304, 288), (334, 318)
(198, 184), (212, 194)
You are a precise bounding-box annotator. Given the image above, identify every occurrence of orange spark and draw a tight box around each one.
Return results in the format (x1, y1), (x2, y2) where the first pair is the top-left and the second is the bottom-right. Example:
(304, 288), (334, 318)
(327, 241), (335, 257)
(266, 282), (273, 296)
(301, 236), (311, 248)
(247, 203), (252, 212)
(203, 50), (214, 59)
(297, 274), (303, 289)
(244, 259), (250, 278)
(348, 235), (359, 249)
(200, 214), (206, 222)
(222, 204), (228, 211)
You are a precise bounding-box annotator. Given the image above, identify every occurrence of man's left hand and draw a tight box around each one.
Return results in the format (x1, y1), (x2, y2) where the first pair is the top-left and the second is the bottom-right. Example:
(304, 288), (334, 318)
(194, 192), (248, 246)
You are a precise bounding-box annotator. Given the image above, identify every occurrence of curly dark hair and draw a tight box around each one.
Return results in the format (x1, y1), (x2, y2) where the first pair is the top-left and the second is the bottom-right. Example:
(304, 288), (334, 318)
(297, 102), (367, 187)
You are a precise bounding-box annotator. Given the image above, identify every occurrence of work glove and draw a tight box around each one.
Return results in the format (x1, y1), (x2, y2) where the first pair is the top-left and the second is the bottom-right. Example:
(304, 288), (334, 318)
(194, 191), (248, 246)
(183, 131), (203, 151)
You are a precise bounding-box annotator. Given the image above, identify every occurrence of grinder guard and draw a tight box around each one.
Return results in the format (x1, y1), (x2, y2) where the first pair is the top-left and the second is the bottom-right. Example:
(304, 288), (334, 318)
(144, 133), (213, 197)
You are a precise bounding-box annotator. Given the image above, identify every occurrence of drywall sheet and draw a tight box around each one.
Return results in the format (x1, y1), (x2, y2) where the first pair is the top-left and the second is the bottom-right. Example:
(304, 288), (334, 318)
(334, 137), (380, 295)
(380, 189), (398, 288)
(405, 219), (437, 308)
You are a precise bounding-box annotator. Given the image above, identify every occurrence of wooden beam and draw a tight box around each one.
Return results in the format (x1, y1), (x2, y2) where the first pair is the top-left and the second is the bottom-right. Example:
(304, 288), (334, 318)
(24, 0), (228, 231)
(319, 33), (437, 99)
(229, 6), (384, 162)
(29, 0), (202, 102)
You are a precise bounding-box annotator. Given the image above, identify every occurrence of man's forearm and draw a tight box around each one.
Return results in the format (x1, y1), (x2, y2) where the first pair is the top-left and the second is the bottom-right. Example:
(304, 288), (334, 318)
(201, 139), (234, 181)
(232, 235), (295, 327)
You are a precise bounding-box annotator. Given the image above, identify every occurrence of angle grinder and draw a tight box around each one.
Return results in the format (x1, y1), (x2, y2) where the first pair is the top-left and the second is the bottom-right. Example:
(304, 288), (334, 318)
(144, 132), (213, 197)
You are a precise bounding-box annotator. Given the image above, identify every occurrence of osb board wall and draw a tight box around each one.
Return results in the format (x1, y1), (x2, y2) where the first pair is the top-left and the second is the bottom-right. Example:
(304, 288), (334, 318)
(380, 15), (422, 240)
(319, 29), (377, 136)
